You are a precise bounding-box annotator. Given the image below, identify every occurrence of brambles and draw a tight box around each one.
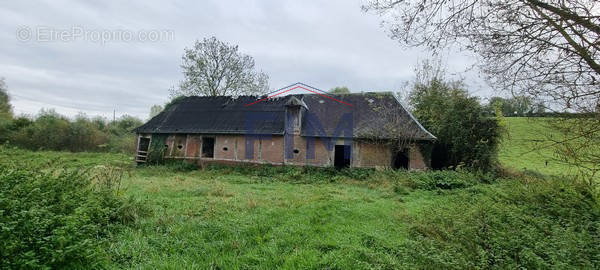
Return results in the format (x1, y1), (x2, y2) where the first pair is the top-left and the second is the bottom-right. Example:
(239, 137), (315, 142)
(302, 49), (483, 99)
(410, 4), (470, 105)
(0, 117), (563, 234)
(0, 161), (150, 268)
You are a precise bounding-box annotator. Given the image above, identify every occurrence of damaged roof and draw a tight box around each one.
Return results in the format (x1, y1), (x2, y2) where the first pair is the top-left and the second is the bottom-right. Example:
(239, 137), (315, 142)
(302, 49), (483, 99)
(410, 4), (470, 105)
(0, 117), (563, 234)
(135, 93), (436, 140)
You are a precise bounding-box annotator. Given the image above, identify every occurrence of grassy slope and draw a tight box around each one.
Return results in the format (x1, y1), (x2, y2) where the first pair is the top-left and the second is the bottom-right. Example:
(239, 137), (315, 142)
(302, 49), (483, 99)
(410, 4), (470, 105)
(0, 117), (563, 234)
(499, 117), (575, 176)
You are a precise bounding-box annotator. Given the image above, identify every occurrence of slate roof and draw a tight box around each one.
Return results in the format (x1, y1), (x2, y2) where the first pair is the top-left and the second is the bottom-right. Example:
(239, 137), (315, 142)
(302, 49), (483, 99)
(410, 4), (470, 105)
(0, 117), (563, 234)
(135, 93), (436, 140)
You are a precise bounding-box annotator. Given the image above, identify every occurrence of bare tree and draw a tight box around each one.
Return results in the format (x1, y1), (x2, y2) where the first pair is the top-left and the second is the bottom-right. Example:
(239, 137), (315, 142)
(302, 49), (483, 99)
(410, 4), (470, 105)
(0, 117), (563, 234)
(173, 37), (269, 97)
(543, 115), (600, 186)
(364, 0), (599, 111)
(365, 0), (599, 181)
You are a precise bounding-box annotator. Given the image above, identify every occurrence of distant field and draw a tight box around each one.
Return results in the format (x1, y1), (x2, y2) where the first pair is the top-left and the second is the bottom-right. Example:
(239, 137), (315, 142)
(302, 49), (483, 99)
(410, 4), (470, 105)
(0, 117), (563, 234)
(499, 117), (576, 177)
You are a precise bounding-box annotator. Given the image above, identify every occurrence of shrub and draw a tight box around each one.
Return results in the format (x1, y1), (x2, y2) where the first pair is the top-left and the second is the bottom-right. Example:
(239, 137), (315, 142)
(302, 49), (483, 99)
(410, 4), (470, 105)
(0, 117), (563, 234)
(0, 163), (149, 268)
(146, 134), (168, 164)
(408, 63), (503, 170)
(164, 160), (198, 172)
(2, 109), (142, 153)
(405, 170), (480, 190)
(398, 178), (600, 269)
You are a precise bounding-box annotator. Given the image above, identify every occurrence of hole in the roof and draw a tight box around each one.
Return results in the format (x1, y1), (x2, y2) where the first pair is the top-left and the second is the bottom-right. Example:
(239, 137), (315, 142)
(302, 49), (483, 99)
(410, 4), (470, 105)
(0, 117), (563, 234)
(164, 144), (168, 148)
(293, 149), (300, 154)
(177, 145), (183, 150)
(223, 147), (228, 151)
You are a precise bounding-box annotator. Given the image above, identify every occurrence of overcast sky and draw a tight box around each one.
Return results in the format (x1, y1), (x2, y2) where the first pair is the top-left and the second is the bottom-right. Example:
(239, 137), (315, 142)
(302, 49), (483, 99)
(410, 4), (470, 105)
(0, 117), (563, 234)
(1, 0), (493, 120)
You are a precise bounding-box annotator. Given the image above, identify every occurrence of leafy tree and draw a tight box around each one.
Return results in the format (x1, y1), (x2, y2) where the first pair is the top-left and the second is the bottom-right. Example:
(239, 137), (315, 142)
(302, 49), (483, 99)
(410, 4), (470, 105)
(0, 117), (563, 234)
(65, 113), (108, 152)
(149, 104), (163, 119)
(408, 61), (503, 170)
(163, 96), (186, 111)
(173, 36), (269, 97)
(329, 86), (350, 94)
(106, 115), (143, 153)
(0, 78), (12, 119)
(485, 96), (546, 116)
(11, 109), (70, 150)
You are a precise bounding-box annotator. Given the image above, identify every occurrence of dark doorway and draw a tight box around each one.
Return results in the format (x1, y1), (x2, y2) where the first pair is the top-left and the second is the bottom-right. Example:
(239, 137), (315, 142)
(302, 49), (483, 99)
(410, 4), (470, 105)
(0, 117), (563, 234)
(136, 137), (151, 164)
(334, 145), (351, 169)
(202, 137), (215, 158)
(430, 144), (449, 169)
(138, 137), (150, 152)
(392, 149), (409, 169)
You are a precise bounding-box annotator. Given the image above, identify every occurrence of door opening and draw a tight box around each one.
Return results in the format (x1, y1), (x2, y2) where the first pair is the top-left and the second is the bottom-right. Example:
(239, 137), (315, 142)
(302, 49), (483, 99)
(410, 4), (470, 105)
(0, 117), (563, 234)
(202, 137), (215, 158)
(392, 148), (409, 169)
(334, 145), (351, 169)
(136, 137), (151, 164)
(138, 137), (150, 152)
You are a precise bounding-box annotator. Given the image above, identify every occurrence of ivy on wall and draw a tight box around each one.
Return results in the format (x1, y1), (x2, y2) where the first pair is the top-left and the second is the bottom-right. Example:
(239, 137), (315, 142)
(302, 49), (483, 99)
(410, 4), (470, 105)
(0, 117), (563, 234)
(146, 134), (168, 164)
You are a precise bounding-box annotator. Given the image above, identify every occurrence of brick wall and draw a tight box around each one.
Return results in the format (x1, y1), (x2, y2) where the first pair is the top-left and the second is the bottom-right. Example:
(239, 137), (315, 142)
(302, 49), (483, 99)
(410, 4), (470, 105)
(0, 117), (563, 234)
(408, 144), (428, 170)
(355, 141), (392, 168)
(147, 134), (429, 169)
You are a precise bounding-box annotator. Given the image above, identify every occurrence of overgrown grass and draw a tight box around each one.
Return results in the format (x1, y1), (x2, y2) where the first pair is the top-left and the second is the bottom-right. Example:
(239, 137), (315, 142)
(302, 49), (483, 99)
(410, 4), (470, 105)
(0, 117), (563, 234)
(1, 145), (598, 269)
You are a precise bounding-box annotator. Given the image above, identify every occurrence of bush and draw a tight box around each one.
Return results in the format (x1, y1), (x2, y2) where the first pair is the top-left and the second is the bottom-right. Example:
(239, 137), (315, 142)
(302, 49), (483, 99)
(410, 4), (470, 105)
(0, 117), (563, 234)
(2, 109), (142, 153)
(398, 178), (600, 269)
(408, 63), (503, 170)
(0, 163), (149, 268)
(405, 170), (481, 190)
(200, 163), (375, 184)
(163, 160), (198, 172)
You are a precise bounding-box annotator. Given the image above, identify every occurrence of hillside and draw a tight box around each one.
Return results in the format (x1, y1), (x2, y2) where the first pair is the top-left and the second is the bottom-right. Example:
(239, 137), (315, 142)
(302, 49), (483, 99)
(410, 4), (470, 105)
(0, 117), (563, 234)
(499, 117), (575, 177)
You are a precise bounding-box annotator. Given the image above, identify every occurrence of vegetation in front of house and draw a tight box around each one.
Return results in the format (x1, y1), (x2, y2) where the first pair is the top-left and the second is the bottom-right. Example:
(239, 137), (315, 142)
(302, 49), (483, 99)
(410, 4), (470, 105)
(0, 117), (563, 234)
(145, 134), (169, 165)
(400, 176), (600, 269)
(0, 148), (150, 269)
(0, 146), (598, 269)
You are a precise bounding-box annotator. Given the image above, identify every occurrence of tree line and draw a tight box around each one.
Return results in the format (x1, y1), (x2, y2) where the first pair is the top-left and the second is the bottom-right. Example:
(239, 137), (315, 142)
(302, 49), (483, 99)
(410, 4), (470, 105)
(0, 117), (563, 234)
(0, 79), (142, 153)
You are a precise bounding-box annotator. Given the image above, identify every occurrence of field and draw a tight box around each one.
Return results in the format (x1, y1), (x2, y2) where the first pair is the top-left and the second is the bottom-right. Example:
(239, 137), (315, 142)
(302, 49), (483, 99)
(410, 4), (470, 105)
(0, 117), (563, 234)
(1, 118), (599, 269)
(499, 117), (571, 176)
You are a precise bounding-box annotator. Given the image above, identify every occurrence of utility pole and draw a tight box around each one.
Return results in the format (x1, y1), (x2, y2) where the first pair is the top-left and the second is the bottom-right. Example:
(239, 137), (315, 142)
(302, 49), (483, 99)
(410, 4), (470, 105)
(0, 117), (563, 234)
(113, 109), (116, 122)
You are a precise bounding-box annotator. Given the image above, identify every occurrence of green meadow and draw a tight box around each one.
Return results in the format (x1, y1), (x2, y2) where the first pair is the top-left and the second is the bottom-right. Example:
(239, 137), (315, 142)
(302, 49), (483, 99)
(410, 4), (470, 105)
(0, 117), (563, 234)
(498, 117), (592, 179)
(1, 117), (598, 269)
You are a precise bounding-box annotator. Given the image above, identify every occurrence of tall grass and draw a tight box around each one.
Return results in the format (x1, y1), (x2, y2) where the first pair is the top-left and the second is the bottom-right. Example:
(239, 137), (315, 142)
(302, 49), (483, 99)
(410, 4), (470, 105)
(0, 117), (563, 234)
(399, 177), (600, 269)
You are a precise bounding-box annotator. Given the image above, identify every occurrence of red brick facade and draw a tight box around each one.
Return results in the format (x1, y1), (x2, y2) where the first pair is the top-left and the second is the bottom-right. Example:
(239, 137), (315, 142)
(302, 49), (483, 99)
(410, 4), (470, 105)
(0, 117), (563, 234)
(136, 133), (430, 170)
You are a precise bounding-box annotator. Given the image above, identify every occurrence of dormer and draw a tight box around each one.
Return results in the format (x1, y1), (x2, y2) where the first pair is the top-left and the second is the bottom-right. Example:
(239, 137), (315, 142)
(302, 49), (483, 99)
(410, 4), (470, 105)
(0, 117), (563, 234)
(285, 96), (308, 135)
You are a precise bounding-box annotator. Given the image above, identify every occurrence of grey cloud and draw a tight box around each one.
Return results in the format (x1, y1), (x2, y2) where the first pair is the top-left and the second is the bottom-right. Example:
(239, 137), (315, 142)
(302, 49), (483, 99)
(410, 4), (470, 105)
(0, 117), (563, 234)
(0, 0), (489, 119)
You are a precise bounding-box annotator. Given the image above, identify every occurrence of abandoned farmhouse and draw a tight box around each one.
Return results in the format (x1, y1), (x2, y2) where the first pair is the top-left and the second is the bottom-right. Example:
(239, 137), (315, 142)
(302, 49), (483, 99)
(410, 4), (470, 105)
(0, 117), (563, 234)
(134, 91), (436, 169)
